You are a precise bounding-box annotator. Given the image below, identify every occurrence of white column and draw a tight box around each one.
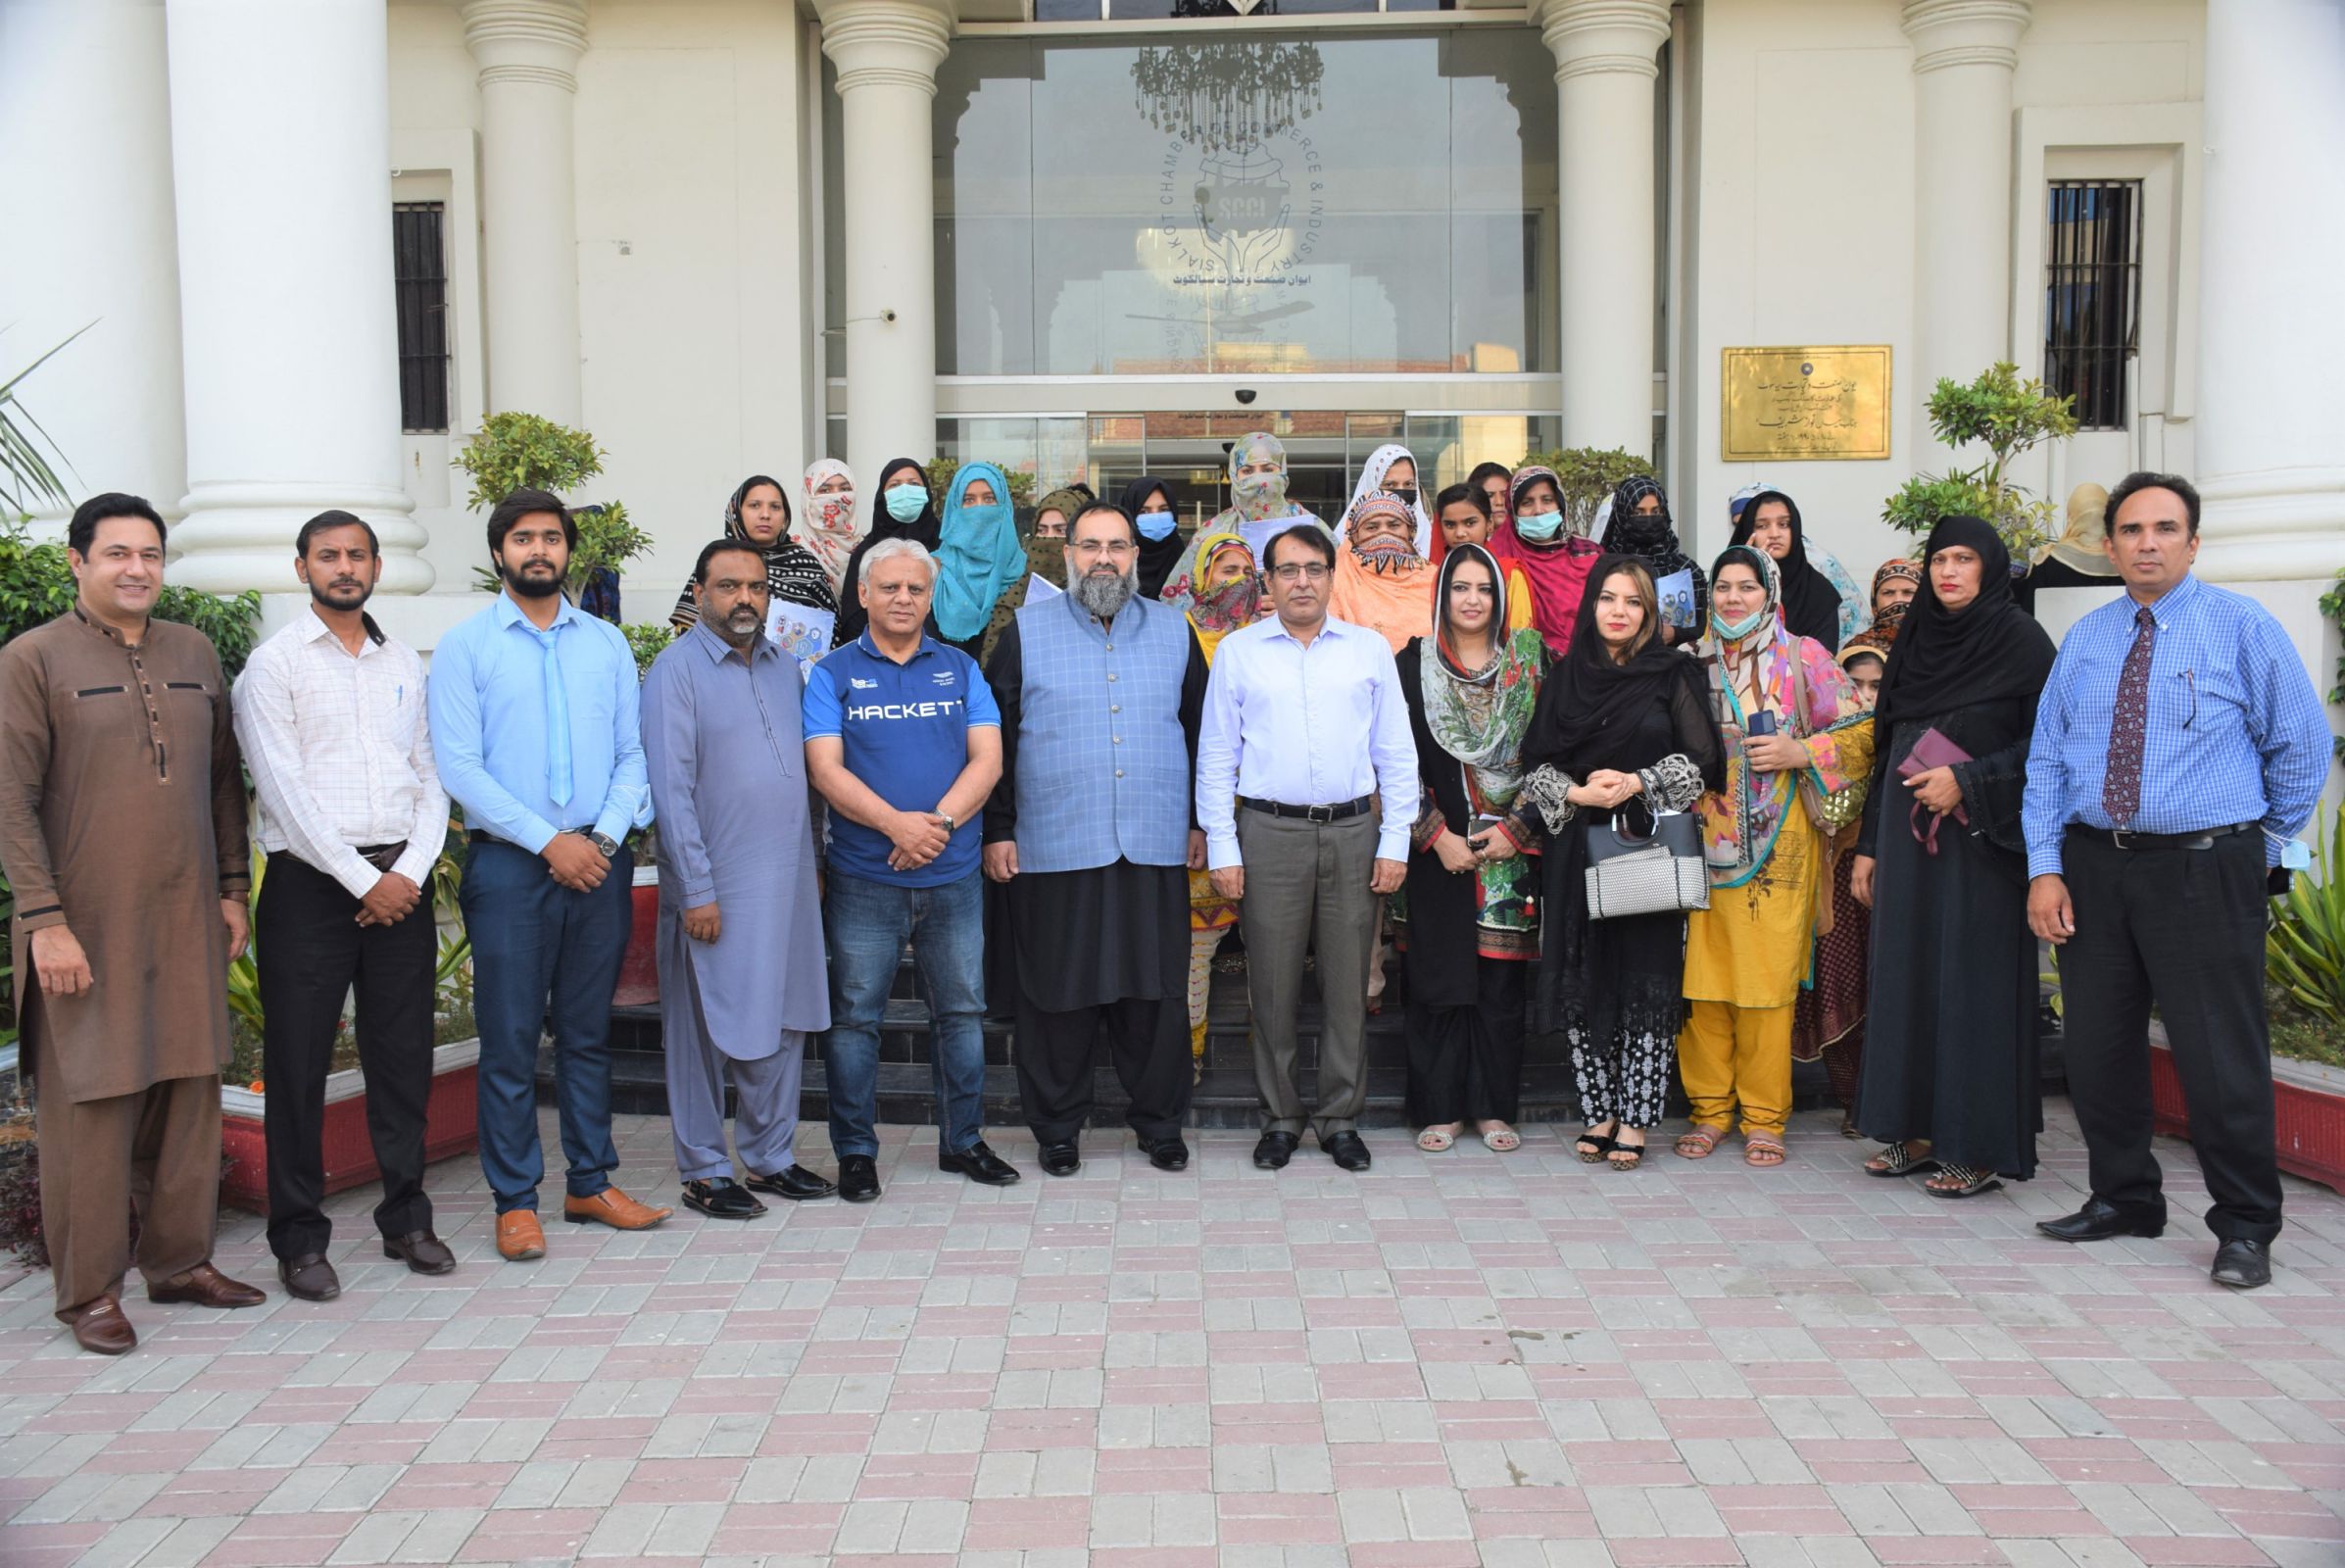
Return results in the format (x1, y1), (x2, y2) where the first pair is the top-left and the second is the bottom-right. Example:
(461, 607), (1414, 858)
(2194, 0), (2345, 584)
(1901, 0), (2031, 443)
(164, 0), (429, 594)
(1539, 0), (1670, 458)
(815, 0), (951, 494)
(0, 0), (184, 528)
(462, 0), (587, 425)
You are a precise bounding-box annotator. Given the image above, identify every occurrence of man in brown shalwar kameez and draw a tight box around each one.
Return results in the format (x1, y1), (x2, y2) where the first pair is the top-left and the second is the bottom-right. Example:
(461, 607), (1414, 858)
(0, 494), (268, 1354)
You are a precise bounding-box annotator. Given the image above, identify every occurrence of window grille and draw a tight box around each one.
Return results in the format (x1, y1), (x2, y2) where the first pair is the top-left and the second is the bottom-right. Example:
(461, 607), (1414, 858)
(2042, 179), (2139, 431)
(392, 202), (451, 433)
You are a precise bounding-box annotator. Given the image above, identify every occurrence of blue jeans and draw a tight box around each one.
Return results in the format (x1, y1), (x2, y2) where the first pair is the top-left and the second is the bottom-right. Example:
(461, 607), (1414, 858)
(462, 839), (632, 1212)
(822, 867), (987, 1158)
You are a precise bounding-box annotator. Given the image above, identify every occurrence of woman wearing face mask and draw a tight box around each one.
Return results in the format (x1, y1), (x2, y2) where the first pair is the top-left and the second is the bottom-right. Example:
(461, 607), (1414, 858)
(1393, 544), (1549, 1153)
(1207, 431), (1324, 563)
(1119, 476), (1186, 599)
(1847, 516), (2056, 1199)
(1863, 558), (1924, 644)
(1677, 545), (1874, 1169)
(1025, 486), (1088, 593)
(671, 473), (839, 635)
(1519, 557), (1724, 1170)
(1343, 444), (1436, 559)
(1490, 466), (1604, 657)
(1328, 493), (1437, 655)
(834, 457), (944, 647)
(1158, 528), (1267, 1074)
(1605, 476), (1707, 649)
(797, 460), (860, 597)
(932, 461), (1030, 665)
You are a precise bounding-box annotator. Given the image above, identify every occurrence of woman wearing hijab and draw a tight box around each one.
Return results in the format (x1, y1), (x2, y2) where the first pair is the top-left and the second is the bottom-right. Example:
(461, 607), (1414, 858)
(1676, 545), (1874, 1169)
(1519, 557), (1724, 1170)
(1158, 529), (1267, 1073)
(1118, 475), (1186, 599)
(1790, 632), (1891, 1134)
(797, 460), (860, 596)
(931, 461), (1030, 664)
(835, 456), (944, 647)
(1606, 475), (1707, 649)
(1025, 485), (1089, 595)
(1343, 443), (1437, 559)
(1393, 544), (1548, 1153)
(1208, 431), (1324, 562)
(1848, 515), (2057, 1199)
(1728, 489), (1845, 649)
(670, 473), (839, 634)
(1329, 493), (1438, 654)
(2018, 481), (2122, 613)
(1489, 465), (1604, 657)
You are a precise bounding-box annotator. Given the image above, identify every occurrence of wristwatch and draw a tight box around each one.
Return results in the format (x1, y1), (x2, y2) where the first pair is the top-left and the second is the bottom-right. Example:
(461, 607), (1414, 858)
(586, 830), (620, 858)
(938, 811), (957, 835)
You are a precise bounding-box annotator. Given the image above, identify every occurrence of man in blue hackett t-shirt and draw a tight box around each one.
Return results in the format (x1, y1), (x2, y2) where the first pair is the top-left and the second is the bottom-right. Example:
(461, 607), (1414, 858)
(804, 536), (1009, 1202)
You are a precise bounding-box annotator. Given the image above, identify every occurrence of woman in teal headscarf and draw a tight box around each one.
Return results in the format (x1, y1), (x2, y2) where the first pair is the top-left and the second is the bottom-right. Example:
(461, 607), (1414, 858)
(932, 460), (1030, 664)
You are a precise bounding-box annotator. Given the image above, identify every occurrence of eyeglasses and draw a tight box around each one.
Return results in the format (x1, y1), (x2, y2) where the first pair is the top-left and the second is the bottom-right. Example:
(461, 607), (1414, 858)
(1269, 563), (1330, 583)
(1068, 539), (1136, 557)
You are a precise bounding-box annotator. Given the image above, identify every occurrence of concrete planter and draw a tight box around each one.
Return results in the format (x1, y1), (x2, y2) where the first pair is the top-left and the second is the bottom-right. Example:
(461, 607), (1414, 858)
(2148, 1025), (2345, 1196)
(219, 1039), (481, 1213)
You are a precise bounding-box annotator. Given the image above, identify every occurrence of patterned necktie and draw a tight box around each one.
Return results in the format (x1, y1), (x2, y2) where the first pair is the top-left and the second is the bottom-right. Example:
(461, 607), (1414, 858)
(537, 626), (572, 809)
(2101, 604), (2155, 827)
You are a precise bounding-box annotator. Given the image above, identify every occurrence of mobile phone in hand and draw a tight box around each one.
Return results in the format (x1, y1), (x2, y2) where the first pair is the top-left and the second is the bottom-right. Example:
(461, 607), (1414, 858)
(1746, 710), (1779, 738)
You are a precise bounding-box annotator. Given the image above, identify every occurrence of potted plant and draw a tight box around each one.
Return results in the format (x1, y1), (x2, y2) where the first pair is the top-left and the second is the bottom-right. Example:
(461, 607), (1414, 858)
(456, 413), (650, 621)
(611, 623), (674, 1009)
(1881, 363), (2079, 563)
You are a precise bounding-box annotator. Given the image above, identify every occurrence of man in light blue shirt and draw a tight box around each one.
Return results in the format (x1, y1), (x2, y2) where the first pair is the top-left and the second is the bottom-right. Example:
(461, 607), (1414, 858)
(2023, 471), (2329, 1290)
(429, 487), (666, 1261)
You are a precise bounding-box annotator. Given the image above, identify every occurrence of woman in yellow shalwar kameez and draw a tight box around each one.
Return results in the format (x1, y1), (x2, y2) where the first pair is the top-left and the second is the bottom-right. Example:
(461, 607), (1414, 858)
(1677, 544), (1873, 1167)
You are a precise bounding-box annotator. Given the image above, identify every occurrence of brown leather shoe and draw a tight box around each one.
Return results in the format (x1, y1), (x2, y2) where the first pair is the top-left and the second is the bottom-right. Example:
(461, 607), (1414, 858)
(276, 1253), (341, 1302)
(146, 1263), (266, 1308)
(60, 1296), (136, 1355)
(562, 1185), (672, 1231)
(384, 1230), (457, 1275)
(496, 1210), (546, 1261)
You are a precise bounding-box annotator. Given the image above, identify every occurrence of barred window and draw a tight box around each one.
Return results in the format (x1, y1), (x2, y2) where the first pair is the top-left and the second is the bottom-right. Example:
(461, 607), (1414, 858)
(392, 202), (451, 432)
(2042, 180), (2139, 431)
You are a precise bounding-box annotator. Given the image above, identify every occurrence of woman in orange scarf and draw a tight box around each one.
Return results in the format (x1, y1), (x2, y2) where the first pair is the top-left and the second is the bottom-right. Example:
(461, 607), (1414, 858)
(1329, 493), (1437, 653)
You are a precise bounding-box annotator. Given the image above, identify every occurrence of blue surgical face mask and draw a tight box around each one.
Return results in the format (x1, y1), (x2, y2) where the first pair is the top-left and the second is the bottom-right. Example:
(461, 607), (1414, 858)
(1513, 509), (1564, 543)
(884, 483), (928, 522)
(1710, 603), (1770, 641)
(1137, 508), (1177, 542)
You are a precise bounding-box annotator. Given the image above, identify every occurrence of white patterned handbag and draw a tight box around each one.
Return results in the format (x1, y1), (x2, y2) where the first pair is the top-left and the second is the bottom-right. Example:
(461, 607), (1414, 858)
(1584, 808), (1710, 920)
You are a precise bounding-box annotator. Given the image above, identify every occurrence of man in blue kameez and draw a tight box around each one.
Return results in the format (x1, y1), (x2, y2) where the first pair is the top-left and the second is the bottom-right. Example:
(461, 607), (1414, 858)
(642, 539), (837, 1217)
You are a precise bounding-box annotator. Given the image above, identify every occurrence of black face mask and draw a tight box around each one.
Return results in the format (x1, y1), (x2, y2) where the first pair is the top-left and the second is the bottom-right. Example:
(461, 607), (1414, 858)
(1385, 486), (1418, 510)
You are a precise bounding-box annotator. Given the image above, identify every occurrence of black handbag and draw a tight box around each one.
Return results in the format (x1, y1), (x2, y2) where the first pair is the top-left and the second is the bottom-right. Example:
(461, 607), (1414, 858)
(1583, 801), (1710, 919)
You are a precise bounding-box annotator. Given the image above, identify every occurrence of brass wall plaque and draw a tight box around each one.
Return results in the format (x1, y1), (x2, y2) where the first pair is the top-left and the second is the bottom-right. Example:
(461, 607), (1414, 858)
(1722, 346), (1891, 462)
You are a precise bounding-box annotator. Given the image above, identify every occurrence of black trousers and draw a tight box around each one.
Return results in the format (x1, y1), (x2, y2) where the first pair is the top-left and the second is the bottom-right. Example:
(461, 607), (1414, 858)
(256, 852), (437, 1259)
(1404, 956), (1527, 1127)
(2061, 828), (2282, 1245)
(1013, 992), (1191, 1146)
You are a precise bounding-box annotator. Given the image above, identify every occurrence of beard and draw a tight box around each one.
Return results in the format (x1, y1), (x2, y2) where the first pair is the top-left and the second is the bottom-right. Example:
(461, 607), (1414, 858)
(1072, 564), (1138, 621)
(715, 605), (764, 646)
(309, 575), (373, 612)
(499, 558), (566, 600)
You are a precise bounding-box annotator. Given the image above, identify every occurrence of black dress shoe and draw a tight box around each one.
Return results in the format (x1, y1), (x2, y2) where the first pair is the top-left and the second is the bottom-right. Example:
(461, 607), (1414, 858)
(383, 1230), (457, 1275)
(1141, 1137), (1190, 1172)
(2211, 1239), (2272, 1289)
(838, 1154), (881, 1203)
(1038, 1141), (1083, 1177)
(2036, 1196), (2166, 1243)
(1323, 1131), (1373, 1172)
(1253, 1131), (1297, 1170)
(682, 1177), (767, 1219)
(745, 1164), (838, 1201)
(277, 1253), (342, 1302)
(940, 1140), (1022, 1186)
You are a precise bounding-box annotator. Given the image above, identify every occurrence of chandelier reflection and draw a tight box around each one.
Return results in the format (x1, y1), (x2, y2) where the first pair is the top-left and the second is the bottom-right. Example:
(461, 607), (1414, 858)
(1131, 37), (1325, 156)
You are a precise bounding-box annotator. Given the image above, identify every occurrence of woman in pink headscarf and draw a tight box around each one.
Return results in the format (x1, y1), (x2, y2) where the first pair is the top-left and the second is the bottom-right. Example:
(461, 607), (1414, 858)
(796, 459), (859, 595)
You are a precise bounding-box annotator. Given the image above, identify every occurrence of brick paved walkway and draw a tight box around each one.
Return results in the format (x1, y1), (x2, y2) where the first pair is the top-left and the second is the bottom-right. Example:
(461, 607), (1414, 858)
(2, 1102), (2341, 1568)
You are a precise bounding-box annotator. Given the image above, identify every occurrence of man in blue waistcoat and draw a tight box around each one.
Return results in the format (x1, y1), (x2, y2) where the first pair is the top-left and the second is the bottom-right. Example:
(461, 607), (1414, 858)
(983, 500), (1209, 1176)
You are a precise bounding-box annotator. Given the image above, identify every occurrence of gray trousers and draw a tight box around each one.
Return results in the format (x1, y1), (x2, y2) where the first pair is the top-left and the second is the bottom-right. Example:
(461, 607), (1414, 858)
(1236, 808), (1379, 1140)
(665, 961), (806, 1182)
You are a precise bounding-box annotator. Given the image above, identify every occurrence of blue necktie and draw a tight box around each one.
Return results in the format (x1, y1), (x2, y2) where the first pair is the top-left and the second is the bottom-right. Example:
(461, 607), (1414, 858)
(537, 626), (572, 809)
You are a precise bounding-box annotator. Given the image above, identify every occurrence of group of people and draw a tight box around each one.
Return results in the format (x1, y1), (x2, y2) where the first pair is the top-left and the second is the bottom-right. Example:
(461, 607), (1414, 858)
(0, 440), (2327, 1356)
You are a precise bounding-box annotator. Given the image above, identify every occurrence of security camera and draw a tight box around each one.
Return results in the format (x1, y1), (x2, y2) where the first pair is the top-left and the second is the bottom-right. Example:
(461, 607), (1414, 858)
(1235, 388), (1257, 406)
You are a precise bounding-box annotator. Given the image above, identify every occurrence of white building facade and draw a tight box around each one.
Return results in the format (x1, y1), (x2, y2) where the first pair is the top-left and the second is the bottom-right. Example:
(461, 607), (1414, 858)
(3, 0), (2340, 698)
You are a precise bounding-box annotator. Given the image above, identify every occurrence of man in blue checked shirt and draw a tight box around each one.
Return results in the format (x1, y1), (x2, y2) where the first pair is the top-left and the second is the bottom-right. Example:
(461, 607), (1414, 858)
(430, 488), (668, 1262)
(2022, 471), (2329, 1290)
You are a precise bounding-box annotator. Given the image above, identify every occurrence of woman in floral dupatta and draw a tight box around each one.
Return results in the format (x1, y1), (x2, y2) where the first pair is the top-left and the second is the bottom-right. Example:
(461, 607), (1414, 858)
(1206, 430), (1325, 563)
(1676, 545), (1874, 1168)
(1159, 528), (1267, 1073)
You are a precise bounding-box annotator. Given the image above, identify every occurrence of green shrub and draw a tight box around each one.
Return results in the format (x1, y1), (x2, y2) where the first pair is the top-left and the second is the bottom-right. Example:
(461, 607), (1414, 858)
(1517, 447), (1655, 539)
(1881, 363), (2078, 557)
(455, 413), (648, 596)
(2270, 804), (2345, 1029)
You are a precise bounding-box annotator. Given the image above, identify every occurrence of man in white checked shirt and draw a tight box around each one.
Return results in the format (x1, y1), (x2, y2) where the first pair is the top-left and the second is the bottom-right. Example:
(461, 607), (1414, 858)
(233, 513), (456, 1301)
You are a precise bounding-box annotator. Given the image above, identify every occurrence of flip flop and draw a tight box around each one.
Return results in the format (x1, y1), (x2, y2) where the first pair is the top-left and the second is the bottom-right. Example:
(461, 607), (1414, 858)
(1674, 1125), (1726, 1159)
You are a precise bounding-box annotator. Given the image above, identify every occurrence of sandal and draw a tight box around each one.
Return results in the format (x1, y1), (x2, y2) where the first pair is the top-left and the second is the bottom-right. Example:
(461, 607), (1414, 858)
(1607, 1132), (1646, 1171)
(1575, 1127), (1617, 1163)
(1417, 1125), (1458, 1153)
(1839, 1114), (1865, 1141)
(1479, 1122), (1522, 1153)
(1925, 1163), (2003, 1199)
(1674, 1125), (1726, 1159)
(1743, 1132), (1786, 1167)
(1866, 1141), (1938, 1178)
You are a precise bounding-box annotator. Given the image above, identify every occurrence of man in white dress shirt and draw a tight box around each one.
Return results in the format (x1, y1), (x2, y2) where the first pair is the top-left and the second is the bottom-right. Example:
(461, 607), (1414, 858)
(1197, 522), (1416, 1172)
(234, 512), (454, 1300)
